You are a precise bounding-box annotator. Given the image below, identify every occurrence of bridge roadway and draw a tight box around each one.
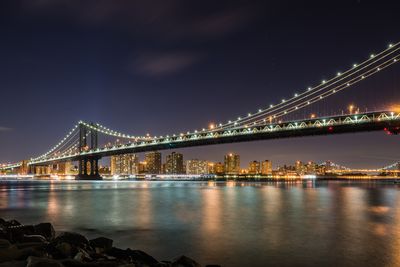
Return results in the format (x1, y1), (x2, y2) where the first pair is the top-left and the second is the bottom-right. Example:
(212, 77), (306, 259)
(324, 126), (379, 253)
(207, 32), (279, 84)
(28, 111), (400, 167)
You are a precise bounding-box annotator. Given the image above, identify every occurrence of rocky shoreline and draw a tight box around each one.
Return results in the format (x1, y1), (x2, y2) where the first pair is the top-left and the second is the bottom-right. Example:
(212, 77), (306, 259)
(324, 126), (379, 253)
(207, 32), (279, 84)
(0, 219), (219, 267)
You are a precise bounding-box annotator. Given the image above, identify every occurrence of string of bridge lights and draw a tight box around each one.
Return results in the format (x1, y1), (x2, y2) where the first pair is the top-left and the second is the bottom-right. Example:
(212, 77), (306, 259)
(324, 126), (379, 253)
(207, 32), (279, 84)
(249, 54), (400, 127)
(213, 42), (400, 131)
(30, 124), (80, 161)
(223, 48), (400, 129)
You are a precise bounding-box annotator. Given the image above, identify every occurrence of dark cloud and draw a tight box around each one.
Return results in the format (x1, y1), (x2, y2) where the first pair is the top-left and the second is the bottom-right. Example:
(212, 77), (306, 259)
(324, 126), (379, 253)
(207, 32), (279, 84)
(18, 0), (261, 39)
(0, 127), (12, 132)
(133, 52), (200, 76)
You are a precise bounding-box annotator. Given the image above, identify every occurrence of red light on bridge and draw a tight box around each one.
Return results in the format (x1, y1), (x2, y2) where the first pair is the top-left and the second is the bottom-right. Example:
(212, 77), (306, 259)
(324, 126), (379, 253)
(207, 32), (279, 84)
(328, 126), (334, 132)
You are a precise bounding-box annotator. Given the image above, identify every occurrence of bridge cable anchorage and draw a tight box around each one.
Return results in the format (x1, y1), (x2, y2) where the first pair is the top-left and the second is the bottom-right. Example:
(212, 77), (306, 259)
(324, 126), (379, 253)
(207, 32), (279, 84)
(211, 42), (400, 132)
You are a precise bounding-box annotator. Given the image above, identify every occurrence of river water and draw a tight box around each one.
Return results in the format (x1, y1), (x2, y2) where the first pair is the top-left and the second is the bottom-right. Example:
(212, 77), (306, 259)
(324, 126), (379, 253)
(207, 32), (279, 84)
(1, 180), (400, 266)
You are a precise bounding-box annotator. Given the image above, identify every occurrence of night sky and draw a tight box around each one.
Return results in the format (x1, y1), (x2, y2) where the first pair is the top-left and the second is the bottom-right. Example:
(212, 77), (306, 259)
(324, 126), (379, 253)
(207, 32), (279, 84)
(1, 0), (400, 168)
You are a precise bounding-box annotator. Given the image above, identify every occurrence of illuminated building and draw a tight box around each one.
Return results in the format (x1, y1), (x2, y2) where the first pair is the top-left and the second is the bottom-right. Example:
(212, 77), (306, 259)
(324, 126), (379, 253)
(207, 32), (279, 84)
(111, 154), (139, 175)
(224, 153), (240, 175)
(261, 160), (273, 175)
(295, 161), (307, 175)
(214, 162), (225, 175)
(248, 161), (260, 174)
(165, 152), (184, 174)
(186, 159), (208, 175)
(306, 161), (317, 174)
(56, 161), (73, 175)
(145, 151), (162, 174)
(99, 165), (111, 175)
(139, 161), (148, 174)
(19, 160), (29, 175)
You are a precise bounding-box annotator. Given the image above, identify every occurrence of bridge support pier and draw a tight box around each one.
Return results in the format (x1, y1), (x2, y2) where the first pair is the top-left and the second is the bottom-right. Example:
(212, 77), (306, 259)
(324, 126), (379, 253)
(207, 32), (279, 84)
(76, 157), (102, 180)
(75, 123), (102, 180)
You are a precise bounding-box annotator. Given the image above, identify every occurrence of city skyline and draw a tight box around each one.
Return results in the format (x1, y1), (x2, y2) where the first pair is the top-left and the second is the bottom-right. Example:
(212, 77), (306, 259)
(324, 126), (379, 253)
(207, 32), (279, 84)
(1, 1), (400, 168)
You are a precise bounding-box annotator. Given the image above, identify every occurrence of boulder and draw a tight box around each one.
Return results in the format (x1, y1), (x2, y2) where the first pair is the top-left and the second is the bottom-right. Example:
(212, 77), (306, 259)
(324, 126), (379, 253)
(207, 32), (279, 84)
(54, 232), (89, 248)
(26, 256), (63, 267)
(18, 246), (47, 260)
(0, 260), (26, 267)
(171, 255), (201, 267)
(21, 234), (47, 243)
(7, 225), (35, 242)
(55, 242), (74, 258)
(106, 248), (159, 266)
(0, 245), (22, 263)
(0, 239), (11, 249)
(5, 220), (22, 227)
(34, 223), (56, 241)
(73, 248), (92, 262)
(89, 237), (113, 253)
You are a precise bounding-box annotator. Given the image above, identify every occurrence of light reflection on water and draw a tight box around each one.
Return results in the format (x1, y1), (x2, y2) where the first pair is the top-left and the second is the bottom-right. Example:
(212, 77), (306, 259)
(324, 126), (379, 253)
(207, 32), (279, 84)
(0, 180), (400, 266)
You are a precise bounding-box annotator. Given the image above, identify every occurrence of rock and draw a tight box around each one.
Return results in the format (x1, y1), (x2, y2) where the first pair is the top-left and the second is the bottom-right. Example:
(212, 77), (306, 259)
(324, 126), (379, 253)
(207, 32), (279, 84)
(5, 220), (22, 227)
(106, 248), (158, 266)
(89, 237), (113, 253)
(0, 245), (22, 263)
(0, 239), (11, 249)
(0, 219), (5, 226)
(171, 255), (201, 267)
(205, 265), (221, 267)
(0, 260), (26, 267)
(55, 242), (74, 258)
(18, 246), (47, 260)
(22, 234), (47, 243)
(7, 225), (35, 242)
(126, 249), (158, 266)
(34, 223), (56, 241)
(54, 232), (90, 248)
(26, 256), (63, 267)
(15, 242), (46, 250)
(73, 248), (92, 262)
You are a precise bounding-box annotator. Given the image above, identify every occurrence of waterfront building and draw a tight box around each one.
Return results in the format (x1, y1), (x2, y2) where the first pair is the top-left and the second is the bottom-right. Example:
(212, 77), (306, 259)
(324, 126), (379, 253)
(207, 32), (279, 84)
(295, 161), (307, 175)
(248, 161), (260, 175)
(165, 152), (184, 174)
(99, 165), (111, 175)
(139, 161), (148, 174)
(111, 154), (139, 175)
(214, 162), (225, 175)
(186, 159), (209, 175)
(306, 161), (317, 174)
(261, 160), (273, 175)
(224, 153), (240, 175)
(145, 151), (162, 174)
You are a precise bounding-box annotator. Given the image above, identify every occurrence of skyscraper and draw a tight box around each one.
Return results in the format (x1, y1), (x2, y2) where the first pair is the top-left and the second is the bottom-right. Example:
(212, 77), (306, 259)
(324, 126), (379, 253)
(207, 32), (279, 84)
(145, 151), (162, 174)
(248, 161), (260, 175)
(111, 154), (139, 175)
(224, 153), (240, 175)
(165, 152), (184, 174)
(186, 159), (208, 175)
(261, 160), (272, 176)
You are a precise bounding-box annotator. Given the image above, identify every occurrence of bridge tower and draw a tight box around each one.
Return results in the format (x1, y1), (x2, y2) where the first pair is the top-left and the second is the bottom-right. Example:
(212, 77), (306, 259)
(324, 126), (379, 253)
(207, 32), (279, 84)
(76, 123), (102, 180)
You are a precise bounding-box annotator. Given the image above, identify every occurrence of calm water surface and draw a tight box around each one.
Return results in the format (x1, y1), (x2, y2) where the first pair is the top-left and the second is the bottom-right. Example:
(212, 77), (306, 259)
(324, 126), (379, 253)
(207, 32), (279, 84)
(1, 180), (400, 267)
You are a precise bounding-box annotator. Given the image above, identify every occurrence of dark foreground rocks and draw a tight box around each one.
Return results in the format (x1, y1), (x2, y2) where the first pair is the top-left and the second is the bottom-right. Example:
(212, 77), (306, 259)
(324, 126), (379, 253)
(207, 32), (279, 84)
(0, 219), (220, 267)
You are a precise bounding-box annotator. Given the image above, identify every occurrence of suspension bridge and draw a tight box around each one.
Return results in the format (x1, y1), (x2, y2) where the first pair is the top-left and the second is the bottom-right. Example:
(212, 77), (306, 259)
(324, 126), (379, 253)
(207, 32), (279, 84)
(1, 42), (400, 179)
